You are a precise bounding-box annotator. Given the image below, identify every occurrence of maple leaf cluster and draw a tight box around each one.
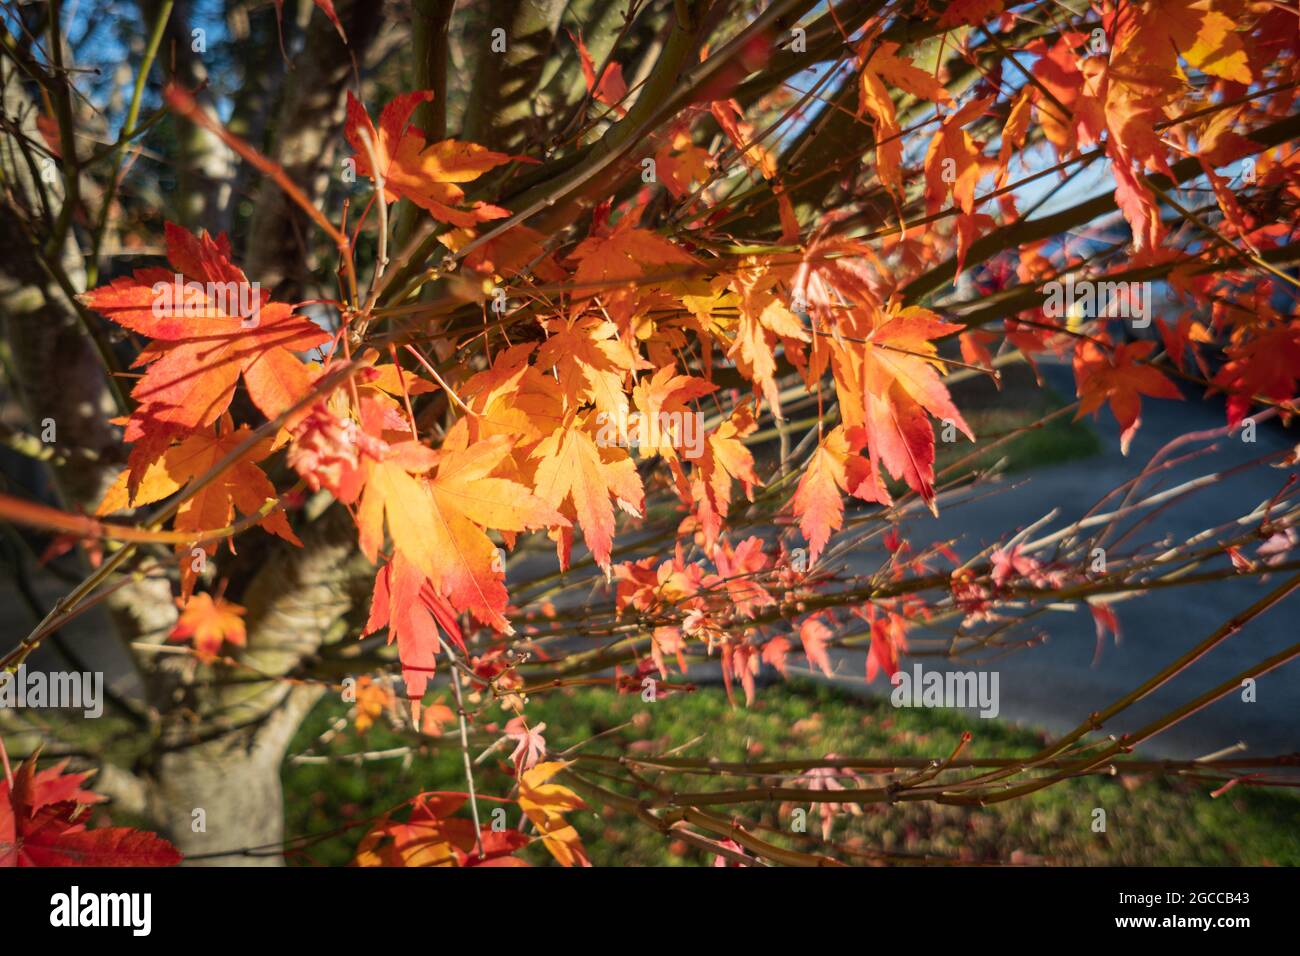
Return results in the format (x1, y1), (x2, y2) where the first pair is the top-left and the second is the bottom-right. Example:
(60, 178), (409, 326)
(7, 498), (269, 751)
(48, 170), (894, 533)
(353, 762), (587, 867)
(46, 0), (1300, 867)
(1, 750), (181, 867)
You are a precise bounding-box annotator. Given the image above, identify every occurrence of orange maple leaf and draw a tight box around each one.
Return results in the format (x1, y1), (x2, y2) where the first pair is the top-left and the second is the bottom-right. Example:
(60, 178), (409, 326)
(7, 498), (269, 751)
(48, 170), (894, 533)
(791, 425), (860, 568)
(531, 414), (643, 573)
(857, 40), (952, 195)
(570, 30), (628, 114)
(1074, 339), (1183, 454)
(630, 364), (717, 465)
(831, 307), (974, 512)
(535, 316), (649, 424)
(655, 126), (713, 199)
(363, 551), (463, 714)
(568, 206), (696, 329)
(345, 91), (519, 226)
(1111, 0), (1253, 88)
(689, 401), (762, 555)
(353, 794), (476, 868)
(168, 592), (247, 663)
(924, 98), (990, 217)
(80, 223), (328, 440)
(424, 436), (566, 629)
(518, 761), (590, 867)
(696, 265), (809, 417)
(355, 398), (563, 631)
(799, 616), (835, 678)
(352, 676), (394, 734)
(97, 420), (301, 598)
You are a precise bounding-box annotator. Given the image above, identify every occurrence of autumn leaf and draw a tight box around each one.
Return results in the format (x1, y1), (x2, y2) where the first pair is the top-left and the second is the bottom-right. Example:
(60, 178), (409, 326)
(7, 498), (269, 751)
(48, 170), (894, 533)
(352, 676), (394, 734)
(363, 551), (463, 712)
(353, 391), (565, 633)
(1111, 158), (1163, 253)
(21, 760), (104, 811)
(355, 434), (466, 618)
(1210, 322), (1300, 427)
(455, 827), (532, 867)
(831, 306), (974, 511)
(440, 223), (565, 285)
(568, 206), (696, 329)
(996, 88), (1033, 188)
(710, 99), (777, 180)
(799, 616), (835, 678)
(865, 608), (908, 683)
(1111, 0), (1253, 87)
(689, 401), (762, 555)
(353, 794), (476, 867)
(924, 99), (989, 217)
(630, 364), (716, 465)
(791, 425), (859, 568)
(517, 761), (590, 867)
(419, 700), (458, 737)
(655, 126), (713, 199)
(97, 420), (301, 598)
(857, 41), (952, 195)
(860, 39), (953, 109)
(1089, 601), (1122, 666)
(503, 716), (548, 774)
(571, 30), (628, 114)
(714, 536), (775, 616)
(1027, 35), (1084, 156)
(168, 592), (247, 663)
(719, 266), (810, 417)
(345, 91), (520, 226)
(1074, 339), (1183, 454)
(452, 342), (566, 448)
(1, 752), (181, 867)
(938, 0), (1004, 27)
(531, 414), (643, 572)
(80, 223), (328, 438)
(535, 315), (649, 424)
(424, 435), (566, 629)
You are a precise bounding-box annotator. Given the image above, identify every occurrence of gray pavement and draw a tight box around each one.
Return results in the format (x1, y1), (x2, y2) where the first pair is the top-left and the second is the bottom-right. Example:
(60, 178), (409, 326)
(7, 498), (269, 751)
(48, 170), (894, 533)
(831, 361), (1299, 761)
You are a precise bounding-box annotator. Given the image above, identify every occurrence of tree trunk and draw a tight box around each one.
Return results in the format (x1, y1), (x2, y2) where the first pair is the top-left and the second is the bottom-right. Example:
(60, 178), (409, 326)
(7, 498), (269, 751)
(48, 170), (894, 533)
(145, 685), (323, 866)
(243, 0), (385, 299)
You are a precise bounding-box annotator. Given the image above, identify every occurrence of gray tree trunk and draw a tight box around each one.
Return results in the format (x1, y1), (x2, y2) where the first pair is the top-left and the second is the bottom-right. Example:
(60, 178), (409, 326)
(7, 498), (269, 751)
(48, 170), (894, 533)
(144, 686), (323, 865)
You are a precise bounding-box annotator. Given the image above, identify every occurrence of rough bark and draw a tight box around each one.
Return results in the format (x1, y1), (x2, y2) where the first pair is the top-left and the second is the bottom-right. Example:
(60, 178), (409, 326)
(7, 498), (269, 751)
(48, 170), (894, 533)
(460, 0), (569, 152)
(0, 60), (178, 673)
(144, 685), (323, 865)
(144, 504), (367, 864)
(243, 0), (386, 299)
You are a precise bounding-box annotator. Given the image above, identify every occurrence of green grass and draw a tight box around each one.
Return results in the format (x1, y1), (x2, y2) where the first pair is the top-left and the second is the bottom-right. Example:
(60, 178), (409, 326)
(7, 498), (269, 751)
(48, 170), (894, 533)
(281, 679), (1300, 866)
(935, 399), (1101, 480)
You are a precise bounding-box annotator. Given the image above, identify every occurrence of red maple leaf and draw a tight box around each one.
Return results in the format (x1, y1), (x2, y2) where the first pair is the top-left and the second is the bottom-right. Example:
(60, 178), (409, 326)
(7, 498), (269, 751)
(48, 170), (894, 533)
(1074, 339), (1182, 453)
(345, 91), (521, 226)
(363, 551), (463, 714)
(80, 223), (329, 439)
(0, 750), (181, 867)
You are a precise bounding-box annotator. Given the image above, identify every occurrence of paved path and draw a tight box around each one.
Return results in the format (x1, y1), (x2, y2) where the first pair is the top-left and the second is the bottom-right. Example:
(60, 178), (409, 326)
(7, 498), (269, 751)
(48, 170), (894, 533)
(834, 361), (1299, 761)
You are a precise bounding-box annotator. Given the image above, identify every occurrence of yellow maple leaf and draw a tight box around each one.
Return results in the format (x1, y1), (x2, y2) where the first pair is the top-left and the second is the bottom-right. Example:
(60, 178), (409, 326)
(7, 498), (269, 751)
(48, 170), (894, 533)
(518, 761), (590, 868)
